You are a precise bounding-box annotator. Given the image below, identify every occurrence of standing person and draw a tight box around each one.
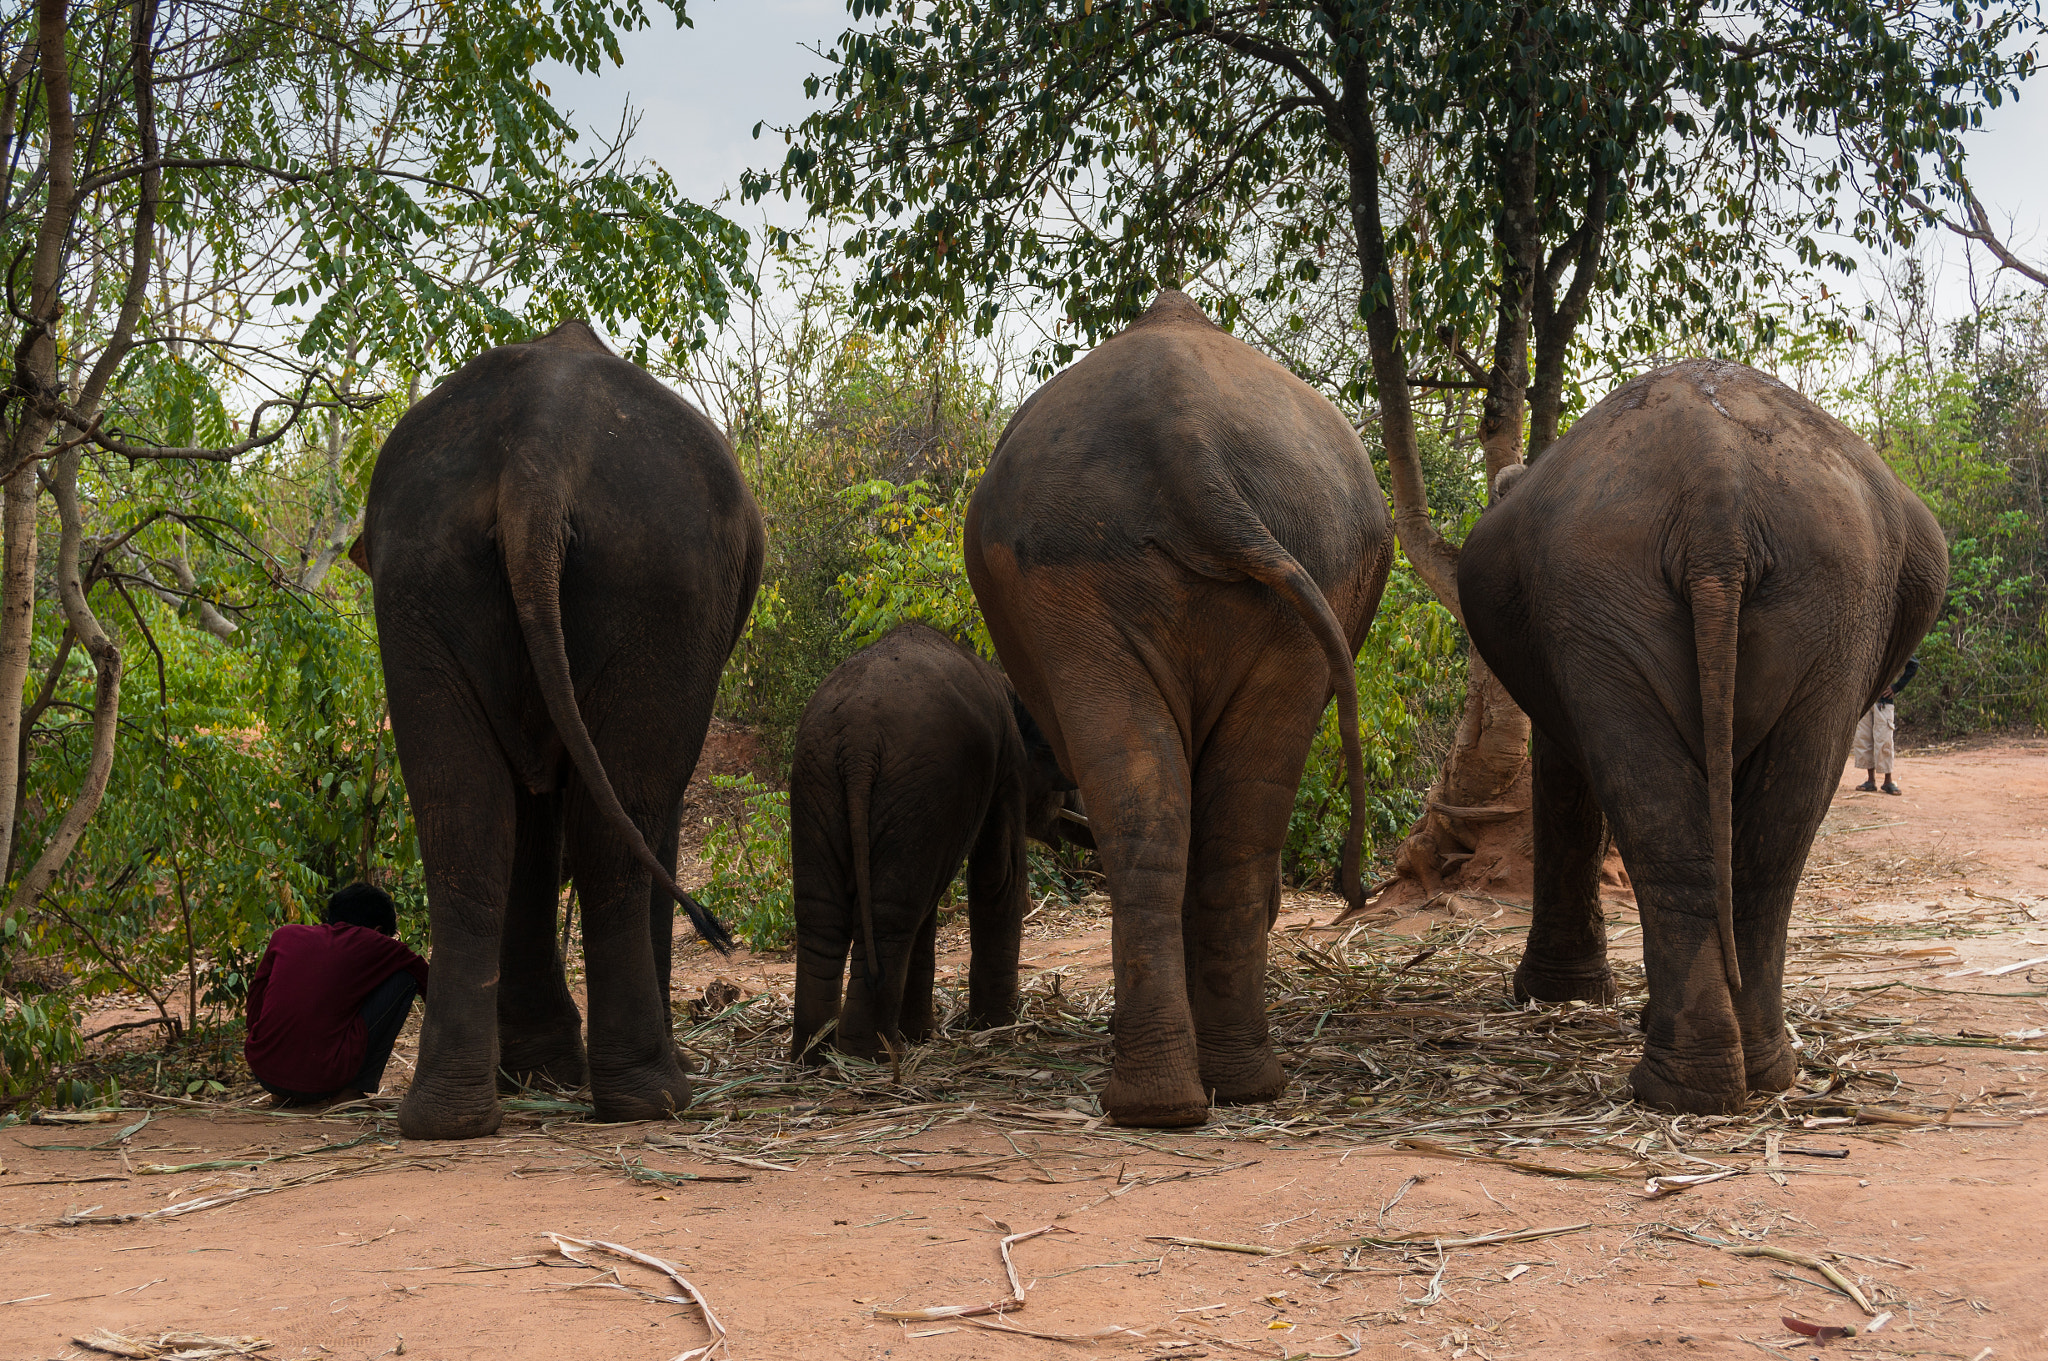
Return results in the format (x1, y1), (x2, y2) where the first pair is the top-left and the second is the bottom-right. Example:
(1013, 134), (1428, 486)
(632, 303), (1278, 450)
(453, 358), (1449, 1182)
(244, 883), (429, 1105)
(1853, 655), (1921, 795)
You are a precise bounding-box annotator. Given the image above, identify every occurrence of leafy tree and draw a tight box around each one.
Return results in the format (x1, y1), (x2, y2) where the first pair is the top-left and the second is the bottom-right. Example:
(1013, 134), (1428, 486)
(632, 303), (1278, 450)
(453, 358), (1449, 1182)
(0, 0), (747, 921)
(750, 0), (2035, 895)
(0, 0), (746, 1104)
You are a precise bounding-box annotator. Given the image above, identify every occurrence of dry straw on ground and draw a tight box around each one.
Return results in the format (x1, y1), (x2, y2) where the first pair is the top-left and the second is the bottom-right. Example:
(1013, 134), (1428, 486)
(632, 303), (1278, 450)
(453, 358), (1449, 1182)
(34, 889), (2039, 1238)
(627, 901), (2043, 1187)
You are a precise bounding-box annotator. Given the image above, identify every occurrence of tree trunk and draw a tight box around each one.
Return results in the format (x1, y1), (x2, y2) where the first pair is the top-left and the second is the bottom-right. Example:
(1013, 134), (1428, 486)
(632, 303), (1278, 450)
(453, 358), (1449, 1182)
(0, 465), (38, 887)
(0, 0), (157, 911)
(7, 447), (121, 919)
(1336, 38), (1545, 917)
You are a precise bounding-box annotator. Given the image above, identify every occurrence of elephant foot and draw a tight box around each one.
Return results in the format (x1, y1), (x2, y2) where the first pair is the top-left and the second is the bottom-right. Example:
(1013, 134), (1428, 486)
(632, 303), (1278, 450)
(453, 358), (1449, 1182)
(590, 1057), (693, 1123)
(398, 1086), (504, 1141)
(1744, 1042), (1798, 1095)
(1628, 1056), (1748, 1116)
(1103, 1069), (1209, 1129)
(1512, 963), (1617, 1005)
(496, 1029), (587, 1093)
(789, 1026), (836, 1066)
(1200, 1050), (1286, 1107)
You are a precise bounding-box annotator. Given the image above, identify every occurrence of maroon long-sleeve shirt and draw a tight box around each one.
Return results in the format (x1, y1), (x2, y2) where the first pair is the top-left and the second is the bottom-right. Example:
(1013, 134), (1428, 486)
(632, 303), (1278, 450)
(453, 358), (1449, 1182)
(244, 923), (430, 1094)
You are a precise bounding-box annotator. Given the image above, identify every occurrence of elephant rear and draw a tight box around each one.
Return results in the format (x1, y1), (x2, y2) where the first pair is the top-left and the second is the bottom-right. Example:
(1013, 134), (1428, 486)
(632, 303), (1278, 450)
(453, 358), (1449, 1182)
(789, 624), (1059, 1063)
(1460, 359), (1945, 1115)
(963, 291), (1395, 1128)
(358, 320), (765, 1139)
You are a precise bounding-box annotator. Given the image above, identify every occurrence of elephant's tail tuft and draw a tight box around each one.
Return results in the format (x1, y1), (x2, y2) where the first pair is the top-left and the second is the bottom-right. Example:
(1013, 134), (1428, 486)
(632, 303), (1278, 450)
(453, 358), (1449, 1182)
(499, 488), (735, 955)
(845, 755), (883, 1003)
(1688, 574), (1742, 994)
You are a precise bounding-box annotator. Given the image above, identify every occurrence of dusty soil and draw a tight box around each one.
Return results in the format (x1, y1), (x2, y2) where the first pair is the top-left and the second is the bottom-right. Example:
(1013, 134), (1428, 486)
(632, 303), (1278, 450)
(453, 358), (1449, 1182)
(4, 739), (2045, 1361)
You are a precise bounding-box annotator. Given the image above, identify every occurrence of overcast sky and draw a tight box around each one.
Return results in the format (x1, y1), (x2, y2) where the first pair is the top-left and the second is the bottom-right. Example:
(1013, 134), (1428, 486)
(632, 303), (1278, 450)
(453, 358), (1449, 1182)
(541, 1), (2048, 335)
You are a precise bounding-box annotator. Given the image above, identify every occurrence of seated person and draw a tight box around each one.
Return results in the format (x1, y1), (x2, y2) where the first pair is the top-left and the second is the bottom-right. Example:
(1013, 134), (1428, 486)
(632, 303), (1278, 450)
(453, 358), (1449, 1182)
(244, 883), (429, 1105)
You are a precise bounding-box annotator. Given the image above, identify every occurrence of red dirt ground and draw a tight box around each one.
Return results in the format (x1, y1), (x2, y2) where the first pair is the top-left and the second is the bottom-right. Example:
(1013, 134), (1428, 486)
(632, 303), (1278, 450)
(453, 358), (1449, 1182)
(4, 738), (2044, 1361)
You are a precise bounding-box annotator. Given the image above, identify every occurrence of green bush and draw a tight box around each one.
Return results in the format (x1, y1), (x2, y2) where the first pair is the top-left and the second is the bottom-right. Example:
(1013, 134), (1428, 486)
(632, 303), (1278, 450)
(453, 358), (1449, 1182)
(836, 474), (993, 656)
(1842, 279), (2047, 734)
(697, 775), (796, 953)
(713, 315), (1005, 758)
(0, 993), (91, 1110)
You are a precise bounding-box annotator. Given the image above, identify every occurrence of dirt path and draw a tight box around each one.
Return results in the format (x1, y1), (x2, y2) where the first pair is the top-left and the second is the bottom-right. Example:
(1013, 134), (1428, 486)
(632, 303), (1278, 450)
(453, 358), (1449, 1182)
(4, 740), (2044, 1361)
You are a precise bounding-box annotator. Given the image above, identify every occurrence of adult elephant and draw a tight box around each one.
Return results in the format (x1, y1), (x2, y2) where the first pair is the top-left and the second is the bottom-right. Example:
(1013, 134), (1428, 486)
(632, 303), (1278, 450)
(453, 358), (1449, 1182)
(1459, 359), (1946, 1115)
(965, 290), (1394, 1128)
(353, 319), (764, 1139)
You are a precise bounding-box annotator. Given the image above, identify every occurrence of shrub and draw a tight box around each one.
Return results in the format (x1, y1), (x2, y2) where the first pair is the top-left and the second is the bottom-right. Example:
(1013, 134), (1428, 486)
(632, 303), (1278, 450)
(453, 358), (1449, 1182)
(697, 775), (796, 952)
(836, 474), (992, 656)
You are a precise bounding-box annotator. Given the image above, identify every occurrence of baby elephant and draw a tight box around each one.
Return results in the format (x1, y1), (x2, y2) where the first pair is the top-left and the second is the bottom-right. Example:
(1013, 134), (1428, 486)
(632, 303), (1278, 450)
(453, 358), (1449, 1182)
(790, 622), (1076, 1062)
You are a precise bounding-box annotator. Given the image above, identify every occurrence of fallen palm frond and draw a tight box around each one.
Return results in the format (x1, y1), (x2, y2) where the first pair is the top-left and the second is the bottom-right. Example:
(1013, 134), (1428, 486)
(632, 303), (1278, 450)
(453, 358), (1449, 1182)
(1653, 1227), (1878, 1315)
(39, 880), (2038, 1208)
(1149, 1221), (1598, 1259)
(72, 1331), (270, 1359)
(544, 1233), (729, 1361)
(17, 1155), (460, 1231)
(132, 1132), (386, 1174)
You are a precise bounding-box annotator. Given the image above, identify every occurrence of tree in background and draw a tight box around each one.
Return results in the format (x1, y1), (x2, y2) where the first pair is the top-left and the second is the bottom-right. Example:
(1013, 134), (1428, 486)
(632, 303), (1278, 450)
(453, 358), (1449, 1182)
(1835, 268), (2047, 730)
(751, 0), (2034, 905)
(0, 0), (746, 1105)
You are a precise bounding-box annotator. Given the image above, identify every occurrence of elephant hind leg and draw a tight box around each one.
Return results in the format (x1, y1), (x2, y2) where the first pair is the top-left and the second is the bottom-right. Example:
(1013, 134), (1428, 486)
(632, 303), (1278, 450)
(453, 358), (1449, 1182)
(1180, 664), (1327, 1107)
(901, 908), (940, 1043)
(568, 792), (692, 1123)
(791, 882), (851, 1065)
(1724, 709), (1850, 1096)
(1514, 725), (1616, 1005)
(497, 788), (587, 1093)
(394, 711), (518, 1141)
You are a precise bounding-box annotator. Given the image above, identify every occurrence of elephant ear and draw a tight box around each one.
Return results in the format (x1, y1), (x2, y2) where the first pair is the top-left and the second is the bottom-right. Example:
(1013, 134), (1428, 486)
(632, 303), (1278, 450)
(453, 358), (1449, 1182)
(346, 533), (371, 575)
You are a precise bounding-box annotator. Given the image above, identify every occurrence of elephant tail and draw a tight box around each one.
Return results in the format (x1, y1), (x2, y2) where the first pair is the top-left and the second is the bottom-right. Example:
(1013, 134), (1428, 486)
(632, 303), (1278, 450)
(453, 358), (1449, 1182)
(845, 754), (883, 1002)
(1193, 531), (1369, 915)
(500, 495), (736, 955)
(1689, 574), (1742, 994)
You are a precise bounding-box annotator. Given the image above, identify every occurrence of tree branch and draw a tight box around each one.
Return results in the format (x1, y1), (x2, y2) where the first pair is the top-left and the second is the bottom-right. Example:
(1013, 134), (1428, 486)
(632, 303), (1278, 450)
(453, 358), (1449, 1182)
(1904, 165), (2048, 290)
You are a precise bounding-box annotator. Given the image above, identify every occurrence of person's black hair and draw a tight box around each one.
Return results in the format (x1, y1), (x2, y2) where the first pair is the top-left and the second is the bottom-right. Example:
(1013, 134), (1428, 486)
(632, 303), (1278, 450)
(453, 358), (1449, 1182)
(326, 882), (398, 935)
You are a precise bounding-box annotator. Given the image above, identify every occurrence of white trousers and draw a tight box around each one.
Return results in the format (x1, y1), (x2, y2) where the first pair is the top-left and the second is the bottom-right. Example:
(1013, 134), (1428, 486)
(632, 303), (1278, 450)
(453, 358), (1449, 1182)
(1851, 704), (1895, 775)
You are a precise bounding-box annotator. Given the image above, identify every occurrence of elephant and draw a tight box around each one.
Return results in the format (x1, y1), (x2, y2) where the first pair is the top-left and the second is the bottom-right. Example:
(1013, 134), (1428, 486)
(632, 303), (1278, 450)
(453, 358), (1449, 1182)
(352, 319), (764, 1139)
(1458, 359), (1946, 1115)
(964, 290), (1395, 1128)
(788, 622), (1077, 1063)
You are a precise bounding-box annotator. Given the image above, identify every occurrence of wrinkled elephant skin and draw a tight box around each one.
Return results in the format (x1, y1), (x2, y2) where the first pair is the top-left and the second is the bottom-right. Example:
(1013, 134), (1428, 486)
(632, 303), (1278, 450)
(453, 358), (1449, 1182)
(355, 321), (764, 1139)
(965, 291), (1394, 1127)
(1459, 360), (1946, 1115)
(789, 623), (1075, 1063)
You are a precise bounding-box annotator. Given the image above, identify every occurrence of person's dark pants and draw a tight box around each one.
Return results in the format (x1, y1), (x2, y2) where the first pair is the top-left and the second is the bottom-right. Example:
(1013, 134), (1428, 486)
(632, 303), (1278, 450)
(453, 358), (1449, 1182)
(259, 971), (419, 1104)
